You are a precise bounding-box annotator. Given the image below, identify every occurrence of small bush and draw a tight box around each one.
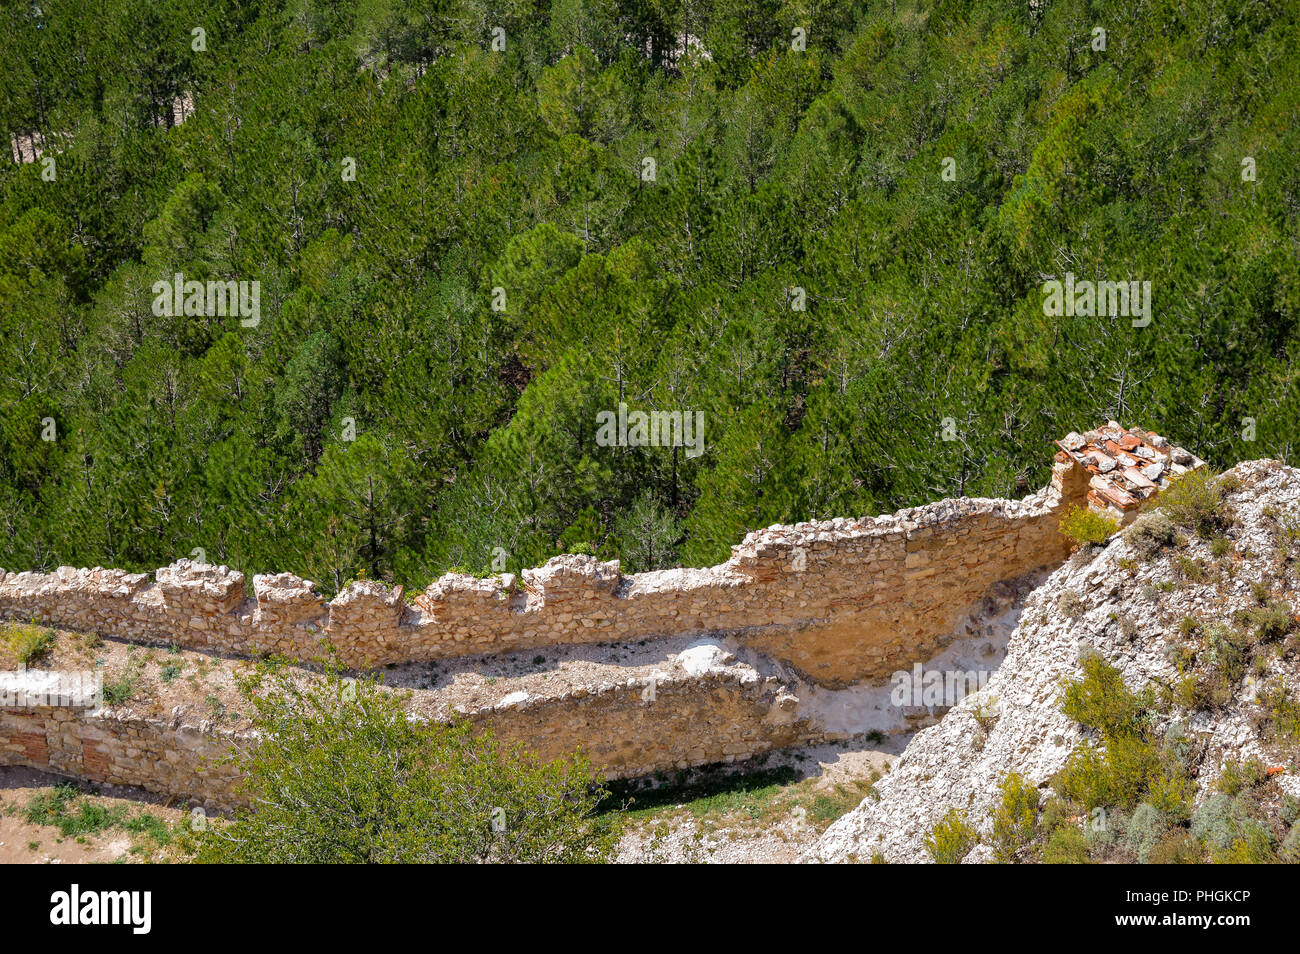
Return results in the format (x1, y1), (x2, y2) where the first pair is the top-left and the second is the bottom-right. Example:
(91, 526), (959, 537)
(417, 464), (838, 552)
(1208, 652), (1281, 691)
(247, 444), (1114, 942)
(5, 624), (56, 665)
(101, 656), (146, 705)
(1060, 656), (1151, 739)
(989, 772), (1039, 863)
(1057, 590), (1084, 619)
(1042, 825), (1091, 864)
(1175, 555), (1208, 582)
(1056, 659), (1194, 819)
(1086, 807), (1124, 849)
(1123, 802), (1166, 863)
(1281, 825), (1300, 864)
(1190, 794), (1265, 858)
(1147, 830), (1203, 864)
(1212, 822), (1276, 864)
(1244, 602), (1295, 642)
(194, 661), (614, 863)
(925, 808), (978, 864)
(1283, 794), (1300, 827)
(1157, 469), (1233, 538)
(1217, 758), (1267, 796)
(1059, 505), (1119, 550)
(1123, 511), (1176, 559)
(1260, 685), (1300, 741)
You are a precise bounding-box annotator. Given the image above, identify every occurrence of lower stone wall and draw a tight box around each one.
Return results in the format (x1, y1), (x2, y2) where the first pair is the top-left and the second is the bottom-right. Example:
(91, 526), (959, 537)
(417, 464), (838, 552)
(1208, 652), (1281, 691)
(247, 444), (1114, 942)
(0, 705), (243, 810)
(0, 463), (1087, 687)
(0, 666), (819, 809)
(475, 667), (817, 777)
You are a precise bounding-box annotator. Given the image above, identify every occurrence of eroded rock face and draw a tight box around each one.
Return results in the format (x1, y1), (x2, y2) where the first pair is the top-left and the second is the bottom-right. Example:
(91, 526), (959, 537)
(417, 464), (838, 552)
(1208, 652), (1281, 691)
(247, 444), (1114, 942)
(807, 459), (1300, 863)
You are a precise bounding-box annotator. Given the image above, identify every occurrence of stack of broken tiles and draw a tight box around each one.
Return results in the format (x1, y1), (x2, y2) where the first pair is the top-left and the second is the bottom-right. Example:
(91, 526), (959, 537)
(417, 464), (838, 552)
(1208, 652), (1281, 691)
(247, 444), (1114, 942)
(1054, 421), (1206, 522)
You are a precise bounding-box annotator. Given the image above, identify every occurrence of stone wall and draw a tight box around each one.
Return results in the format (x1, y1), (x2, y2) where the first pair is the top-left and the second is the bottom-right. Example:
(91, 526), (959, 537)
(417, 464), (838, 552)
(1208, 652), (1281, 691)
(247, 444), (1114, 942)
(0, 463), (1089, 688)
(475, 665), (816, 777)
(0, 704), (243, 809)
(0, 663), (818, 809)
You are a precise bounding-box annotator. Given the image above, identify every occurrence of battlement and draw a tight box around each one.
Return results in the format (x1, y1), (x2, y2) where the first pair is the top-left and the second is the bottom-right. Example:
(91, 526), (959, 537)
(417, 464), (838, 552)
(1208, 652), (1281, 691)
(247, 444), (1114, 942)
(0, 425), (1197, 687)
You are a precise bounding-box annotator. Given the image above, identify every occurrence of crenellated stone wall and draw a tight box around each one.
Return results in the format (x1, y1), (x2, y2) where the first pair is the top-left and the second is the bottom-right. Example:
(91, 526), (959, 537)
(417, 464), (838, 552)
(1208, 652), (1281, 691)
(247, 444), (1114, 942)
(0, 459), (1090, 688)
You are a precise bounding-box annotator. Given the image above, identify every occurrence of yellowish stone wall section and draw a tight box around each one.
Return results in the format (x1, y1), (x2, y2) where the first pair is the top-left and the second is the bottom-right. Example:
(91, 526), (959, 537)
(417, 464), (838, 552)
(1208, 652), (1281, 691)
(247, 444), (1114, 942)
(0, 463), (1088, 688)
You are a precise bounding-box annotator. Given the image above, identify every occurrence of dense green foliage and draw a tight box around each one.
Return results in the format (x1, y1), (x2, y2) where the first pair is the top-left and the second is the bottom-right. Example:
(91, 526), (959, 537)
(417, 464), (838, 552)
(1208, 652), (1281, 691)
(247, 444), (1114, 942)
(3, 0), (1300, 591)
(195, 661), (613, 862)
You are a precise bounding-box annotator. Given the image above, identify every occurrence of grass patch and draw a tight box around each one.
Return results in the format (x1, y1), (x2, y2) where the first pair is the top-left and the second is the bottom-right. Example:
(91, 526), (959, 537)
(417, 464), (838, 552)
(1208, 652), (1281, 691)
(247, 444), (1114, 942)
(803, 777), (878, 827)
(22, 783), (171, 849)
(102, 652), (146, 704)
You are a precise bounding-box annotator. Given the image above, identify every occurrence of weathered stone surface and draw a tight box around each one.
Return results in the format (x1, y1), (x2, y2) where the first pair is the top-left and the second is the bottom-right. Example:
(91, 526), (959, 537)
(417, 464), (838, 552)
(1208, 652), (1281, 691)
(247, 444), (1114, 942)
(0, 476), (1089, 685)
(808, 459), (1299, 864)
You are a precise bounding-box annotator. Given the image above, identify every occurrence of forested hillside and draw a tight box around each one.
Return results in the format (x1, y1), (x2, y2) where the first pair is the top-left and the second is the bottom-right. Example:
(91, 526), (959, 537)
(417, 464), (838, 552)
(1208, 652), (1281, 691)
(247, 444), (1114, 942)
(2, 0), (1297, 593)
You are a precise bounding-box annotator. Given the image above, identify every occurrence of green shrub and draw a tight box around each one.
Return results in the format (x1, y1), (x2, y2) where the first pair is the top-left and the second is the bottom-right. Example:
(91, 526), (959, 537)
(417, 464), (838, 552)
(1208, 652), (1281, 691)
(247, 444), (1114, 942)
(1148, 830), (1204, 864)
(1217, 758), (1266, 796)
(1203, 623), (1247, 678)
(1056, 735), (1191, 817)
(1260, 685), (1300, 741)
(1143, 763), (1197, 823)
(925, 808), (978, 864)
(1212, 822), (1276, 864)
(1283, 795), (1300, 827)
(1190, 794), (1262, 857)
(5, 623), (56, 665)
(1123, 511), (1176, 559)
(1059, 505), (1119, 550)
(1086, 807), (1124, 849)
(1123, 802), (1165, 863)
(989, 772), (1039, 862)
(1157, 469), (1233, 538)
(194, 661), (614, 863)
(1280, 824), (1300, 864)
(1244, 602), (1295, 642)
(1061, 655), (1151, 739)
(1175, 555), (1208, 582)
(1056, 658), (1193, 819)
(102, 669), (141, 705)
(1042, 825), (1091, 864)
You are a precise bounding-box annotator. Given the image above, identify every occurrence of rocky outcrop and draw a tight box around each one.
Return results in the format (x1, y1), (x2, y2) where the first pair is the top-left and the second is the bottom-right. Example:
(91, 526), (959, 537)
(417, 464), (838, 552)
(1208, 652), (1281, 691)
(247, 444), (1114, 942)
(808, 459), (1300, 863)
